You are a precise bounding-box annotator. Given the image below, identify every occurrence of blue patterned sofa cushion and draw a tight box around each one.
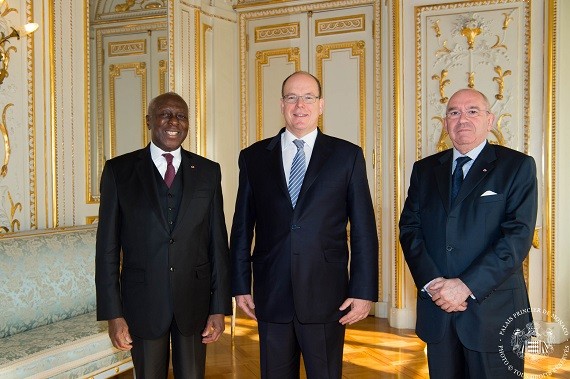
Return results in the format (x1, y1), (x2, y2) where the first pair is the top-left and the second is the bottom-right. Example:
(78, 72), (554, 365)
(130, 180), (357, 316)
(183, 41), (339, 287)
(0, 226), (132, 378)
(0, 312), (131, 378)
(0, 226), (97, 338)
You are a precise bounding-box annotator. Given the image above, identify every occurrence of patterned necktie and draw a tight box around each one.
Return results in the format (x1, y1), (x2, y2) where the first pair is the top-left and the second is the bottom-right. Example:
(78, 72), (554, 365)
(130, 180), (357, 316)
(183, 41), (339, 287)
(451, 156), (472, 204)
(163, 153), (175, 188)
(288, 139), (306, 208)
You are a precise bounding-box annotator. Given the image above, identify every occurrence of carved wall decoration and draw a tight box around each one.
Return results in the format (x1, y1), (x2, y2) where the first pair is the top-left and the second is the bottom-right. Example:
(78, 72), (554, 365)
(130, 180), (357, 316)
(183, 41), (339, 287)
(254, 22), (300, 43)
(416, 1), (530, 159)
(108, 39), (147, 56)
(0, 190), (22, 233)
(0, 103), (12, 177)
(315, 14), (365, 36)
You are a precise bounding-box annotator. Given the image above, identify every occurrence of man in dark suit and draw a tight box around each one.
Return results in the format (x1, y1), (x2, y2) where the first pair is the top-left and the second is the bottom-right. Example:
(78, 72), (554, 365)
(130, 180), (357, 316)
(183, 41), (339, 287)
(399, 88), (538, 378)
(95, 92), (231, 378)
(230, 71), (378, 378)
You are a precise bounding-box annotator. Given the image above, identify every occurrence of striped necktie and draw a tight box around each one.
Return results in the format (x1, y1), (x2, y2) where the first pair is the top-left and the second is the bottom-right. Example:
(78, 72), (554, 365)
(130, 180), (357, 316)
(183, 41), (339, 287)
(288, 139), (306, 208)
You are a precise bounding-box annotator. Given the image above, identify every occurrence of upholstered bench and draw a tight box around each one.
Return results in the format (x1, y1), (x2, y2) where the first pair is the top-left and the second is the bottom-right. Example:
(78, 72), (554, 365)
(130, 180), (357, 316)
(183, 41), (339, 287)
(0, 225), (132, 379)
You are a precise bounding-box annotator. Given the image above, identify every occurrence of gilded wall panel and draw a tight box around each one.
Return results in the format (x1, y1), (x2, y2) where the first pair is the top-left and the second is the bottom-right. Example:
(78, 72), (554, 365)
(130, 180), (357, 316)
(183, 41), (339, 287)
(415, 0), (530, 159)
(315, 41), (366, 151)
(108, 62), (148, 157)
(255, 48), (300, 141)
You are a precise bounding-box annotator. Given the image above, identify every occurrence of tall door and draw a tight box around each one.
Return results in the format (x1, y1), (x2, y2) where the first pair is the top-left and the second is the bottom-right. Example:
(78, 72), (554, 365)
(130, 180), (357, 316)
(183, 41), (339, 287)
(89, 23), (167, 200)
(245, 4), (377, 189)
(98, 28), (168, 159)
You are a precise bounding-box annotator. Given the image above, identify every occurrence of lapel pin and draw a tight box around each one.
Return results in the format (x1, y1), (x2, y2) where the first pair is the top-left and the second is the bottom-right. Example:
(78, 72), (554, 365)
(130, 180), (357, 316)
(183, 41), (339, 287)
(191, 165), (195, 169)
(483, 169), (487, 172)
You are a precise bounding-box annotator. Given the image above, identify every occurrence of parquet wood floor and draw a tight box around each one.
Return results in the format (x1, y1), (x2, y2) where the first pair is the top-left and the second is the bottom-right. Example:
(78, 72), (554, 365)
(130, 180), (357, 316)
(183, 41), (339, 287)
(116, 310), (570, 378)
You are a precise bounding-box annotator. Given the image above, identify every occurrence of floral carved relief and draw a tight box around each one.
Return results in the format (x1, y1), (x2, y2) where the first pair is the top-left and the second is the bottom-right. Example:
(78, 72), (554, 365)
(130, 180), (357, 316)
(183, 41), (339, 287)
(416, 1), (530, 158)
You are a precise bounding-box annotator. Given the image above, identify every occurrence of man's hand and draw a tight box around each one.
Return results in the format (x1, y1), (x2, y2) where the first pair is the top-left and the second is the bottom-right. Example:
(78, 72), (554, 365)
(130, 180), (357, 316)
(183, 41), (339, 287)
(201, 314), (225, 344)
(108, 317), (132, 351)
(339, 298), (372, 325)
(236, 294), (257, 320)
(429, 278), (470, 312)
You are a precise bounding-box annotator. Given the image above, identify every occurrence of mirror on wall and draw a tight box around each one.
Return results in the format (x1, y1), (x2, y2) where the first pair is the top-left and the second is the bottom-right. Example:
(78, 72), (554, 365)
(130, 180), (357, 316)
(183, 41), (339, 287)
(88, 0), (169, 202)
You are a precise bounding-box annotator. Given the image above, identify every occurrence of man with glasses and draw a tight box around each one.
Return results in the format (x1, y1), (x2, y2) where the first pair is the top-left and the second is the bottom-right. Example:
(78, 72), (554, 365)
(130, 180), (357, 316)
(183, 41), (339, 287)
(230, 71), (378, 378)
(399, 88), (537, 377)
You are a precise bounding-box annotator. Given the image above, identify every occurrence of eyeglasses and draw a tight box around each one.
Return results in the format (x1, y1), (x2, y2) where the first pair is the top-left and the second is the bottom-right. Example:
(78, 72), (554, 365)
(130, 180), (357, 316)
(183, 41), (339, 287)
(282, 94), (320, 104)
(446, 109), (490, 119)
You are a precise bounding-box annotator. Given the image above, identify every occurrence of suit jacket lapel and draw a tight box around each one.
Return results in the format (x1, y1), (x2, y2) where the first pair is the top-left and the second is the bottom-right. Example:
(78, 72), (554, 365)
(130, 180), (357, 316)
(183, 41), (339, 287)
(173, 150), (198, 232)
(136, 146), (168, 230)
(265, 129), (290, 201)
(297, 130), (332, 208)
(454, 143), (497, 206)
(435, 151), (453, 214)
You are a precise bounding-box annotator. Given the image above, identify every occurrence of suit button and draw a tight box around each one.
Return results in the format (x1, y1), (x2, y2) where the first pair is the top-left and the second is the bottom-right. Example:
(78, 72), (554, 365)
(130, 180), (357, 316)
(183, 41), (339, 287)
(170, 267), (175, 272)
(291, 224), (300, 230)
(446, 245), (453, 252)
(169, 239), (174, 244)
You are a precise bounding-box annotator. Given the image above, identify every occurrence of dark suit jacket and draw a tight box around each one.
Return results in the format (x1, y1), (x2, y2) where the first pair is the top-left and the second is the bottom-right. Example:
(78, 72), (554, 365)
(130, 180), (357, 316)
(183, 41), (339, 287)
(95, 145), (231, 339)
(399, 142), (537, 352)
(230, 128), (378, 324)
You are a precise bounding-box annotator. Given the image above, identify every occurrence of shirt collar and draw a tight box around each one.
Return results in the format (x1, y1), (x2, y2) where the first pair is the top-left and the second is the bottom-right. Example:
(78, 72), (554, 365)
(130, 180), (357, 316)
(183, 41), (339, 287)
(150, 141), (182, 161)
(453, 140), (487, 162)
(282, 128), (318, 151)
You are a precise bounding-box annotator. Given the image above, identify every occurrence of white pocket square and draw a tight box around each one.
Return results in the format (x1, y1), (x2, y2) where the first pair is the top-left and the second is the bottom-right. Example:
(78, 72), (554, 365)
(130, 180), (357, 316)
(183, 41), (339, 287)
(481, 190), (497, 197)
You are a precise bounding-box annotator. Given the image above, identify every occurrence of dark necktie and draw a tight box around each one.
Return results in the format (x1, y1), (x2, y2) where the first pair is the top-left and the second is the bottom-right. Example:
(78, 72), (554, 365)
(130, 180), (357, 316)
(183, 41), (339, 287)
(163, 153), (175, 188)
(288, 140), (306, 208)
(451, 156), (471, 204)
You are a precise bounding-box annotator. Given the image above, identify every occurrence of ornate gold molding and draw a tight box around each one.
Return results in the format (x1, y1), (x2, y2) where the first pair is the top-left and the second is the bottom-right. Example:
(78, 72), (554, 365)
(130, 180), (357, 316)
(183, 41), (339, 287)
(159, 59), (167, 93)
(194, 9), (201, 154)
(157, 36), (167, 52)
(108, 39), (147, 56)
(201, 23), (212, 157)
(393, 0), (403, 309)
(25, 0), (37, 227)
(115, 0), (167, 13)
(315, 14), (365, 36)
(0, 103), (12, 177)
(544, 0), (557, 321)
(254, 22), (300, 43)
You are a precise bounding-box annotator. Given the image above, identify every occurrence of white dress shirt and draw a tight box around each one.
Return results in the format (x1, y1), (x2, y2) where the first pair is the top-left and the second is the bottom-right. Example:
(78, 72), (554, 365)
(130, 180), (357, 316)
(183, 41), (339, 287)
(150, 141), (182, 179)
(281, 128), (318, 185)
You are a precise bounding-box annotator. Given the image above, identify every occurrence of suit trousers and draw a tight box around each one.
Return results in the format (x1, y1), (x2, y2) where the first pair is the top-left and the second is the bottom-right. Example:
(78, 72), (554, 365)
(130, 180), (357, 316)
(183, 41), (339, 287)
(130, 317), (206, 379)
(258, 315), (346, 379)
(427, 315), (524, 379)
